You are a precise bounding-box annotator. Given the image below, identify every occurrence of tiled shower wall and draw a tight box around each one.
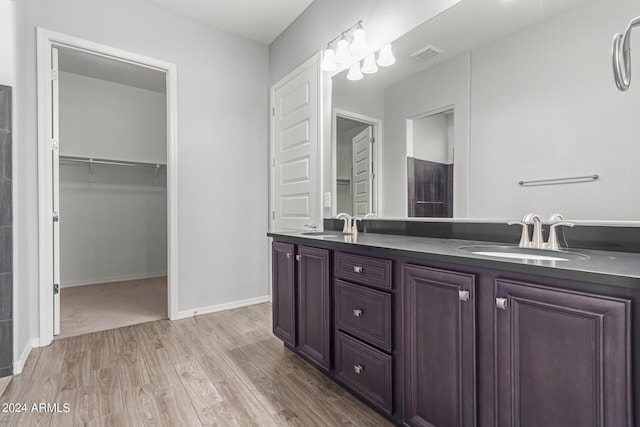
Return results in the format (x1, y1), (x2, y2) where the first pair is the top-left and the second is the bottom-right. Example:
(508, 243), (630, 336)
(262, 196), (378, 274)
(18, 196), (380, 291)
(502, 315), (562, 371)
(0, 85), (12, 377)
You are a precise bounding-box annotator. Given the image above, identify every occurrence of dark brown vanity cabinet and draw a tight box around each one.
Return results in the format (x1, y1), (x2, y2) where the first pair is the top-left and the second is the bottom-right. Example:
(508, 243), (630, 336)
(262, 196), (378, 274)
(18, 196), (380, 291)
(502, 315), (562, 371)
(271, 242), (331, 370)
(270, 237), (636, 426)
(334, 251), (395, 414)
(297, 246), (331, 370)
(494, 278), (632, 427)
(402, 264), (476, 427)
(271, 242), (296, 346)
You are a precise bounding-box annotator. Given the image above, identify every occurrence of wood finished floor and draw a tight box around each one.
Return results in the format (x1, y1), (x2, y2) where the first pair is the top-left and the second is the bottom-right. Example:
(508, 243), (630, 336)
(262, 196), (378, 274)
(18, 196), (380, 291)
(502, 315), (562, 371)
(0, 303), (391, 426)
(58, 277), (168, 339)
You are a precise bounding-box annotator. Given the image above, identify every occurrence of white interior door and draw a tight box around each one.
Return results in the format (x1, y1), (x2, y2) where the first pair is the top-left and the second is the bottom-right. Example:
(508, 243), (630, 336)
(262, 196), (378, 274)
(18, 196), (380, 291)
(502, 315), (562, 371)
(352, 126), (373, 216)
(52, 46), (61, 335)
(271, 59), (319, 231)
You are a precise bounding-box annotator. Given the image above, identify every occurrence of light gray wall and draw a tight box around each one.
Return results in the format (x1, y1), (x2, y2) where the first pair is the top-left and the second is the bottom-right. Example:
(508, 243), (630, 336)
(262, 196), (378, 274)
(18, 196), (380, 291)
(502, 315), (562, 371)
(412, 113), (452, 164)
(469, 0), (640, 220)
(0, 0), (14, 86)
(383, 53), (470, 217)
(59, 71), (167, 287)
(15, 0), (269, 349)
(59, 72), (166, 162)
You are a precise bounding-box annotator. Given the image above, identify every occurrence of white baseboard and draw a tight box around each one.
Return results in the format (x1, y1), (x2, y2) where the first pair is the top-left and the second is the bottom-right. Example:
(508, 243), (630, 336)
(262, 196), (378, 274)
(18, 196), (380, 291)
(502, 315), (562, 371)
(12, 338), (37, 375)
(61, 272), (168, 288)
(175, 295), (270, 320)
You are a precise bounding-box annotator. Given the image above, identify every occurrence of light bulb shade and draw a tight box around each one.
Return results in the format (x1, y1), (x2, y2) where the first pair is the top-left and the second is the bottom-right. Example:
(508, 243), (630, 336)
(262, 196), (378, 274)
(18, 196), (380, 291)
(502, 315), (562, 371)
(347, 62), (363, 81)
(377, 44), (396, 67)
(361, 54), (378, 74)
(321, 48), (337, 71)
(350, 27), (368, 55)
(335, 37), (351, 64)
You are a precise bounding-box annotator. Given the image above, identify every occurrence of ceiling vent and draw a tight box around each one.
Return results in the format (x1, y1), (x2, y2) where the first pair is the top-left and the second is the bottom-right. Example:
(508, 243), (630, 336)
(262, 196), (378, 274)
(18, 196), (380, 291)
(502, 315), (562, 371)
(411, 45), (443, 63)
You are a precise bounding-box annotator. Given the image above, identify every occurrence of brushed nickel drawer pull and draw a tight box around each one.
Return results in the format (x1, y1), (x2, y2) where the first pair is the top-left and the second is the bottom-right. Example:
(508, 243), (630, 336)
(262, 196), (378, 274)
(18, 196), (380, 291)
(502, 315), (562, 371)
(353, 266), (363, 273)
(496, 297), (508, 310)
(354, 364), (364, 374)
(353, 309), (363, 317)
(296, 254), (302, 261)
(459, 290), (470, 302)
(286, 252), (292, 259)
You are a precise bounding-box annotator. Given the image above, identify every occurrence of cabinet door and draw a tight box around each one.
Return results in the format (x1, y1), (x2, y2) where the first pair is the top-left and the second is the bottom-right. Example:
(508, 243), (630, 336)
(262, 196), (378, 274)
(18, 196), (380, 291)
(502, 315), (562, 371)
(272, 242), (296, 346)
(403, 264), (476, 427)
(298, 246), (331, 370)
(495, 279), (631, 427)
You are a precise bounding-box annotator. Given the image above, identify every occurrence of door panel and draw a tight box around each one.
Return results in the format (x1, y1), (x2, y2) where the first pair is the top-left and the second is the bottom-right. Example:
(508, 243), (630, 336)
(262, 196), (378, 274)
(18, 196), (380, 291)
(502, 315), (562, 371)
(297, 246), (330, 370)
(272, 242), (296, 346)
(495, 279), (632, 427)
(352, 126), (372, 216)
(403, 264), (476, 427)
(272, 61), (319, 231)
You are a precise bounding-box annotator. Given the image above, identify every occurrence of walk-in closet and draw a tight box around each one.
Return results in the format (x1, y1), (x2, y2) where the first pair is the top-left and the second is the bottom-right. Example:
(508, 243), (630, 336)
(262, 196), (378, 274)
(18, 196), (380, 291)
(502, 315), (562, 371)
(56, 48), (168, 338)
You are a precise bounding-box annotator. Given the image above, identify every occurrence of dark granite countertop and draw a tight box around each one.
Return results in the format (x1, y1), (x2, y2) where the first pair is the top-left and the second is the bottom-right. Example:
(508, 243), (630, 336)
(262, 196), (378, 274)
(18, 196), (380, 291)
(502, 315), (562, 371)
(267, 231), (640, 289)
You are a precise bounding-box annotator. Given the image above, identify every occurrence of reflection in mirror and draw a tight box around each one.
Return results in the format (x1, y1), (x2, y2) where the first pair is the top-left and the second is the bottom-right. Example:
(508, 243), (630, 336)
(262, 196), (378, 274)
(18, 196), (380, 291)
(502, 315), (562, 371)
(336, 117), (373, 216)
(328, 0), (640, 222)
(407, 109), (454, 218)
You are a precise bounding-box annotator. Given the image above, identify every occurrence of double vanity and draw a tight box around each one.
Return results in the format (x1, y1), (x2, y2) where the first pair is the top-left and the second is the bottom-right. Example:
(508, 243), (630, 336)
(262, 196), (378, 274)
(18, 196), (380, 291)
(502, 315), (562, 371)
(268, 222), (639, 426)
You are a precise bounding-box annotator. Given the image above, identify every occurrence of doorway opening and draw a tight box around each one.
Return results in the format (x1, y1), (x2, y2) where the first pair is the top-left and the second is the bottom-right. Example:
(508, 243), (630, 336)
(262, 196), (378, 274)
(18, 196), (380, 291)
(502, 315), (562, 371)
(406, 108), (454, 218)
(37, 29), (179, 345)
(332, 109), (382, 217)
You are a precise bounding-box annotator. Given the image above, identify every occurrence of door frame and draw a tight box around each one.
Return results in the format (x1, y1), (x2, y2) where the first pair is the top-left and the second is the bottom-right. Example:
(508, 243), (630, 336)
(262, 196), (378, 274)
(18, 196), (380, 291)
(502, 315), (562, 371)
(36, 28), (179, 346)
(331, 108), (382, 217)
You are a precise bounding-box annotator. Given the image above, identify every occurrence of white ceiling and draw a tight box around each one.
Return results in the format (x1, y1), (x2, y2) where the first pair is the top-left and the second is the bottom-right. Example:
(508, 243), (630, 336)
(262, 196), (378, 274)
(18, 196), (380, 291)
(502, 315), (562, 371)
(143, 0), (314, 44)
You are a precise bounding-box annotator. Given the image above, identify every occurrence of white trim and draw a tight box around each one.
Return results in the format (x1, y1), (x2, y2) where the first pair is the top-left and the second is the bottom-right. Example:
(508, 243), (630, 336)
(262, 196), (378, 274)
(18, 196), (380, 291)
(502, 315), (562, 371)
(331, 108), (383, 217)
(175, 295), (271, 320)
(60, 272), (168, 288)
(36, 28), (179, 346)
(12, 339), (37, 375)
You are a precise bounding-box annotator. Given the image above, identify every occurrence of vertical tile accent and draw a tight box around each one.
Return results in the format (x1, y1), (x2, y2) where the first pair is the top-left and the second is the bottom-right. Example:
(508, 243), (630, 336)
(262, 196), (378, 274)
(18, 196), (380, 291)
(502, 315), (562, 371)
(0, 320), (11, 371)
(0, 273), (10, 321)
(0, 87), (11, 132)
(0, 85), (12, 377)
(0, 133), (10, 179)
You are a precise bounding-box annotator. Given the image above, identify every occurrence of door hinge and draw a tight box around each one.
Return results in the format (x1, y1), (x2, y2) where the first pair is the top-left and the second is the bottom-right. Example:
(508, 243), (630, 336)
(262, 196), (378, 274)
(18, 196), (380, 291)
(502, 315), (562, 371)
(53, 284), (59, 295)
(272, 107), (276, 116)
(52, 211), (59, 222)
(272, 211), (275, 220)
(370, 136), (375, 143)
(51, 69), (58, 81)
(51, 139), (59, 151)
(272, 158), (275, 167)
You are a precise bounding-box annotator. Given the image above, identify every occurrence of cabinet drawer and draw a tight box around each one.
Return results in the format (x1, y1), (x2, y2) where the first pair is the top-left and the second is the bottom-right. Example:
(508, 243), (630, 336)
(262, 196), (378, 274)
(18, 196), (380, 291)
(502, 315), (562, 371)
(335, 331), (392, 414)
(335, 252), (392, 290)
(335, 280), (392, 351)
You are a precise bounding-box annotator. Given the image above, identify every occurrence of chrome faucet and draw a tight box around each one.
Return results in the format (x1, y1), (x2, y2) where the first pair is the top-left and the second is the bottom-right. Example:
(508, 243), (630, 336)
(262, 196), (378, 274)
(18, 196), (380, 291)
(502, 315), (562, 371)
(351, 217), (362, 236)
(509, 213), (574, 251)
(336, 212), (352, 234)
(304, 223), (317, 230)
(364, 212), (377, 218)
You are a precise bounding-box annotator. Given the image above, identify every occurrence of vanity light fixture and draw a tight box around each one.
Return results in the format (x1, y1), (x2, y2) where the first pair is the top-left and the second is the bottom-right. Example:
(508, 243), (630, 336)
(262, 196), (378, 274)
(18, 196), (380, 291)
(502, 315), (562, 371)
(320, 20), (396, 78)
(377, 44), (396, 67)
(347, 62), (363, 80)
(361, 53), (379, 74)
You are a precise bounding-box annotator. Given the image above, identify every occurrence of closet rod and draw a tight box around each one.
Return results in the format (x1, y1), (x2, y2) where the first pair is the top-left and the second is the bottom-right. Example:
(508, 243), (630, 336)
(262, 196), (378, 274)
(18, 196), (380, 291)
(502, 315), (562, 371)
(60, 155), (167, 169)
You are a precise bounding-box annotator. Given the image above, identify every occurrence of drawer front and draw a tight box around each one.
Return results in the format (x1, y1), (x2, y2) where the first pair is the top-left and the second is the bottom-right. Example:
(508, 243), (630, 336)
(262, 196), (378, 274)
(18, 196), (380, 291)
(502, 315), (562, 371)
(335, 280), (392, 351)
(335, 331), (392, 414)
(335, 252), (392, 290)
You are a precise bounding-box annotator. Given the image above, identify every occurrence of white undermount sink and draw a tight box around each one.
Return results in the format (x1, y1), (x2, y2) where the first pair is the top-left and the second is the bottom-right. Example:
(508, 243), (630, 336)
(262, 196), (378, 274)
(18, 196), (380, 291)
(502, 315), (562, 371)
(458, 245), (589, 262)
